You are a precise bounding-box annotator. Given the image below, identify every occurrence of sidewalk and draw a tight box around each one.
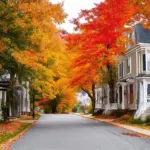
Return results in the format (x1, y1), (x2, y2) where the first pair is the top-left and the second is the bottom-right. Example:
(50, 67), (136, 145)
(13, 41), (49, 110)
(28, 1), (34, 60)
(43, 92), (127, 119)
(16, 120), (37, 123)
(78, 114), (150, 137)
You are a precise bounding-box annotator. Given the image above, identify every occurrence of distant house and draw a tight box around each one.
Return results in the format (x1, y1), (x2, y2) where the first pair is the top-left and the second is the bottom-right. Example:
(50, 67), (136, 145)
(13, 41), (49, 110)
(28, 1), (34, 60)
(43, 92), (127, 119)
(76, 92), (90, 112)
(95, 24), (150, 119)
(76, 92), (90, 106)
(0, 74), (31, 120)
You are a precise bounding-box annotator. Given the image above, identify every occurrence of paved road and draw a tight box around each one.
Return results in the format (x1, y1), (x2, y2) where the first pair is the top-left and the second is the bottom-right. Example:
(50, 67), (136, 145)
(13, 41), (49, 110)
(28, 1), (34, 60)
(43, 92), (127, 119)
(12, 114), (150, 150)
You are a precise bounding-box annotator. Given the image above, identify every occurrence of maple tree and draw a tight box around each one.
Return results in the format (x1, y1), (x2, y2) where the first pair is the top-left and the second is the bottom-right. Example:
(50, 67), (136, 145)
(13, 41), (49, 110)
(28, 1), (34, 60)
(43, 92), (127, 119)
(66, 0), (136, 115)
(12, 0), (68, 99)
(10, 0), (76, 111)
(39, 78), (76, 114)
(56, 78), (76, 113)
(0, 0), (76, 118)
(0, 0), (33, 119)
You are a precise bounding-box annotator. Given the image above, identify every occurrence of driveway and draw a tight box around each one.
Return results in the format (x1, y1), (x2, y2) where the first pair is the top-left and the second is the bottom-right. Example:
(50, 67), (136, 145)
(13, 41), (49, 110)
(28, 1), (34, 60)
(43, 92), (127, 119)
(12, 114), (150, 150)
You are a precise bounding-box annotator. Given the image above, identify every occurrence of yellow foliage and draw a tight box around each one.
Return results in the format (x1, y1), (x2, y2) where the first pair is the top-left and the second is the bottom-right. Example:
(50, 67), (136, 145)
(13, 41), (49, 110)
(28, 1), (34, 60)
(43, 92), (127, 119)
(12, 0), (69, 99)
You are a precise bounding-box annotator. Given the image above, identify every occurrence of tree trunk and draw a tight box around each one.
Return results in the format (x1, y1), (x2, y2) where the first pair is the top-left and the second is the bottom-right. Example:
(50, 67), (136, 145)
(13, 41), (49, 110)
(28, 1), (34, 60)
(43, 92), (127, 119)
(9, 71), (15, 118)
(109, 84), (115, 103)
(107, 64), (117, 103)
(32, 91), (35, 119)
(82, 83), (96, 116)
(51, 105), (57, 114)
(91, 83), (96, 116)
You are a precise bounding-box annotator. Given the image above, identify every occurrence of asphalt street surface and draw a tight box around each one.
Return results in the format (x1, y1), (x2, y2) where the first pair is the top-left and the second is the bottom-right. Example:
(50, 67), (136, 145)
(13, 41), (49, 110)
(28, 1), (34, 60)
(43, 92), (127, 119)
(12, 114), (150, 150)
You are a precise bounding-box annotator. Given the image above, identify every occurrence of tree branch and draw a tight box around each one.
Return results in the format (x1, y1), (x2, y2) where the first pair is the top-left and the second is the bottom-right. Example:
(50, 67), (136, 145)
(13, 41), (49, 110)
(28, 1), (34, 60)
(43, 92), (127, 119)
(81, 87), (93, 101)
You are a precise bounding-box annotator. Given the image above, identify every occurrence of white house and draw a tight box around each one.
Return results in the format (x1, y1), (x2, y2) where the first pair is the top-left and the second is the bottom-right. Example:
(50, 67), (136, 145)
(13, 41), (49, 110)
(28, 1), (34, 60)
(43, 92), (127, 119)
(0, 73), (31, 120)
(95, 24), (150, 119)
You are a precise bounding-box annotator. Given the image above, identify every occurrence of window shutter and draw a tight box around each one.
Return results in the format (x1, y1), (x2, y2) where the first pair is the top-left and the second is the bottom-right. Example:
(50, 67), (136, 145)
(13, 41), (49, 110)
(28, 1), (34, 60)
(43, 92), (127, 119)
(122, 62), (124, 77)
(143, 54), (146, 71)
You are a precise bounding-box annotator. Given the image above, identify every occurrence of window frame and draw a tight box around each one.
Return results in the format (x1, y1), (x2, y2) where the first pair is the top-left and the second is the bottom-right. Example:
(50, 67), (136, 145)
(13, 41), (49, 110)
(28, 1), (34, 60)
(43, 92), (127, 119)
(118, 61), (124, 78)
(127, 57), (132, 74)
(146, 53), (150, 72)
(147, 83), (150, 97)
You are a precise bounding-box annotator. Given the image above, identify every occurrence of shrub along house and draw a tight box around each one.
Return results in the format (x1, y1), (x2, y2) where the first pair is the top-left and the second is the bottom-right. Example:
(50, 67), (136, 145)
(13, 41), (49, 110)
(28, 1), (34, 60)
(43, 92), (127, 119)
(0, 73), (31, 121)
(95, 24), (150, 120)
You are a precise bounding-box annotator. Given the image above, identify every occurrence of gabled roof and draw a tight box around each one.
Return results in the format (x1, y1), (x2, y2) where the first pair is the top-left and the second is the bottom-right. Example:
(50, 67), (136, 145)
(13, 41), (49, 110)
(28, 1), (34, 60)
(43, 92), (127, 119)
(135, 24), (150, 44)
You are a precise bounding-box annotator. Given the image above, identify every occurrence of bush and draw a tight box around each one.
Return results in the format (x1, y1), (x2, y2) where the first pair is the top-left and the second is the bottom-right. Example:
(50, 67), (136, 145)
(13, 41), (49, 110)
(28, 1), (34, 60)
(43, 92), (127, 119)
(130, 118), (144, 124)
(145, 116), (150, 123)
(44, 108), (49, 114)
(118, 114), (145, 125)
(72, 106), (77, 112)
(43, 105), (51, 114)
(1, 103), (9, 122)
(120, 114), (131, 121)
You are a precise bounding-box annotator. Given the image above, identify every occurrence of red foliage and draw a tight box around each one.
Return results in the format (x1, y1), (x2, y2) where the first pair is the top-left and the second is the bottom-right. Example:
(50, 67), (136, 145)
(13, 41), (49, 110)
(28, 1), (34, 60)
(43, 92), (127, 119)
(66, 0), (136, 90)
(38, 97), (49, 105)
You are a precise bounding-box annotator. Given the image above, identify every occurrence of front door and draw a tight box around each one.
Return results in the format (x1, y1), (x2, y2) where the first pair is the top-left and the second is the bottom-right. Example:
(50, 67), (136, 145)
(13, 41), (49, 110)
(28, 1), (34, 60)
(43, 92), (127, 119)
(119, 86), (122, 104)
(129, 84), (134, 104)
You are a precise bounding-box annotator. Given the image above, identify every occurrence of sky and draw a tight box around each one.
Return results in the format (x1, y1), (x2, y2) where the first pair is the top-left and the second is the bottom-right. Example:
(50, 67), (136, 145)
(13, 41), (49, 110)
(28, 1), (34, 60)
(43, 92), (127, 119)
(51, 0), (103, 33)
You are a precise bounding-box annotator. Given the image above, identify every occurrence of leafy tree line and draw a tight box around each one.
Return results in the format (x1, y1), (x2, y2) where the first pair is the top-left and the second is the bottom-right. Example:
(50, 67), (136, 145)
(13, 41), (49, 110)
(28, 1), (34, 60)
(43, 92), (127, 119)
(0, 0), (76, 121)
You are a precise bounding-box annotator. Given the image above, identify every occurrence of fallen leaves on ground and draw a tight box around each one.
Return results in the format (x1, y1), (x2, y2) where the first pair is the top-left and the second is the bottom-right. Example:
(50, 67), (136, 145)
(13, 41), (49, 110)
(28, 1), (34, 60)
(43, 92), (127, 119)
(95, 115), (116, 120)
(114, 120), (150, 130)
(0, 121), (32, 150)
(0, 122), (23, 138)
(121, 132), (149, 138)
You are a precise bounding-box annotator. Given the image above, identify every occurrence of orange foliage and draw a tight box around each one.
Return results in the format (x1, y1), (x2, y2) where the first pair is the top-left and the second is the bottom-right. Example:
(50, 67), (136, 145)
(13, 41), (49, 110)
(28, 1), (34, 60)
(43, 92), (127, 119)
(57, 88), (76, 113)
(66, 0), (135, 91)
(131, 0), (150, 28)
(12, 0), (68, 99)
(56, 78), (76, 113)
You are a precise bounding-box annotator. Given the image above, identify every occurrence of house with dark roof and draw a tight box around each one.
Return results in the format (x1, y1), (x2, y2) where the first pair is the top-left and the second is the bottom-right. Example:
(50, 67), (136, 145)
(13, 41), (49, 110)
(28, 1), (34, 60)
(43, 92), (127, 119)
(95, 24), (150, 119)
(118, 24), (150, 119)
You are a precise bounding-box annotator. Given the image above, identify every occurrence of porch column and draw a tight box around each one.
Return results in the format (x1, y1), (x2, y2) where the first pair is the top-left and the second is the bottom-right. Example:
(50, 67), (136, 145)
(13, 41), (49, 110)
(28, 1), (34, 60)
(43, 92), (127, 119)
(95, 89), (97, 102)
(122, 84), (125, 109)
(143, 79), (147, 110)
(9, 105), (12, 116)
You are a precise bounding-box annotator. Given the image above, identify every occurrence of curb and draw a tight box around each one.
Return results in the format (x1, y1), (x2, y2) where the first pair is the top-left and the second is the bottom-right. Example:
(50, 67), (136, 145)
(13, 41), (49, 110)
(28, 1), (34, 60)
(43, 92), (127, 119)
(78, 114), (150, 138)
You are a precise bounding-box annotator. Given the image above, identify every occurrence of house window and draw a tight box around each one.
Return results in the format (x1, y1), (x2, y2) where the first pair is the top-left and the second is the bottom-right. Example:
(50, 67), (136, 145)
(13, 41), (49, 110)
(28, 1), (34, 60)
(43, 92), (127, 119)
(146, 54), (150, 71)
(147, 84), (150, 97)
(127, 57), (131, 74)
(119, 62), (124, 78)
(142, 54), (146, 71)
(140, 53), (150, 72)
(138, 52), (147, 72)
